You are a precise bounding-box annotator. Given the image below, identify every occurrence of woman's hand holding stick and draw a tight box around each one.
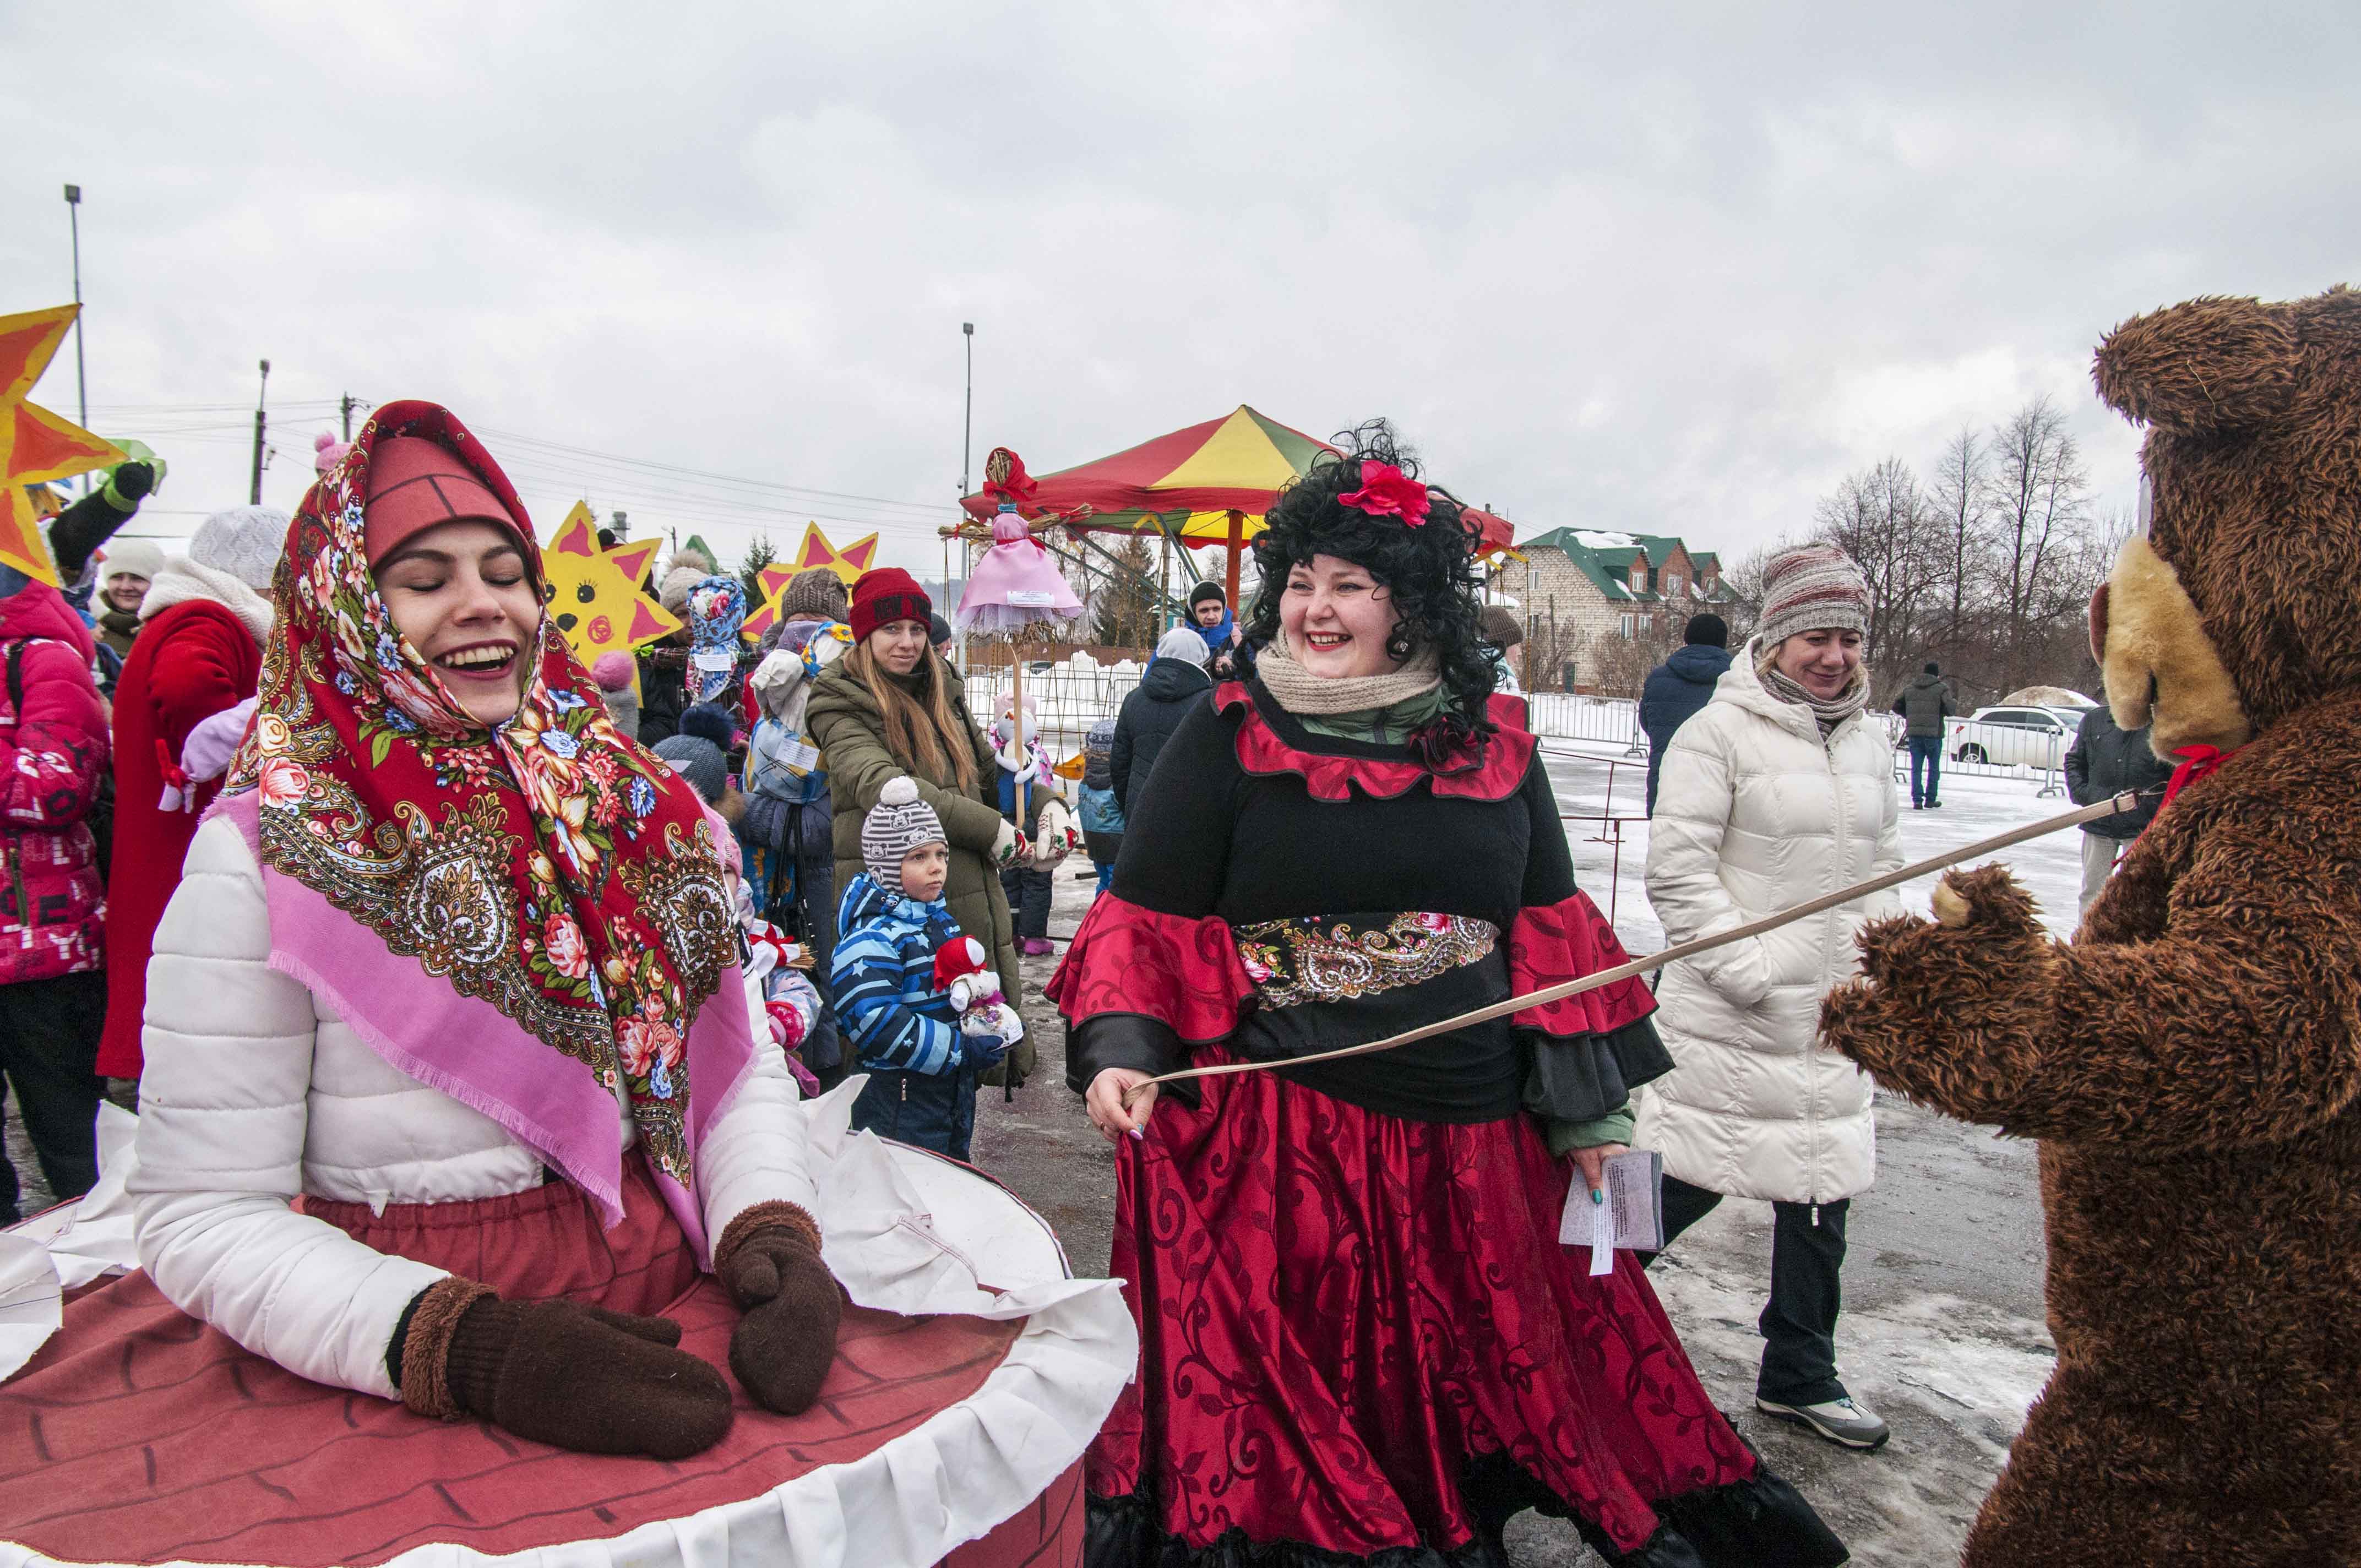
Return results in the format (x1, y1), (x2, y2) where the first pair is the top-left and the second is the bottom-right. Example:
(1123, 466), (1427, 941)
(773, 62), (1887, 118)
(1090, 1068), (1158, 1144)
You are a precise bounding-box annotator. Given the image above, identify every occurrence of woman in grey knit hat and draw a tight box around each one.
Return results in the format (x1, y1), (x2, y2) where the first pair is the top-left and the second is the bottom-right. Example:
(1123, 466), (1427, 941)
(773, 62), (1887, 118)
(1639, 541), (1904, 1452)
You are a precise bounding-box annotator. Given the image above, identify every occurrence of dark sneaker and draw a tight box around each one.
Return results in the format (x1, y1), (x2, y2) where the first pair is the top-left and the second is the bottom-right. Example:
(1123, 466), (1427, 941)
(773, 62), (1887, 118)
(1756, 1393), (1891, 1450)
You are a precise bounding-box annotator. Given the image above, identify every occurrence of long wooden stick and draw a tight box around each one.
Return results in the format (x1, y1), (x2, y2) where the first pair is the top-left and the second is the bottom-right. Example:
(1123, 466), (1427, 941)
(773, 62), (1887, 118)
(1126, 788), (2144, 1102)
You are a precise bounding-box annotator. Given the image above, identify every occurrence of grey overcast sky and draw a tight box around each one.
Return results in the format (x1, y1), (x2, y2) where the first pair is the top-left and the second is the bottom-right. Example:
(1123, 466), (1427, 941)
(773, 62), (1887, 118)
(5, 2), (2357, 574)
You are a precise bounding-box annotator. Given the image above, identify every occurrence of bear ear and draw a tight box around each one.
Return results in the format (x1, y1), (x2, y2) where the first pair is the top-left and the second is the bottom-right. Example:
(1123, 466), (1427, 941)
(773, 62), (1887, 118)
(2093, 295), (2301, 436)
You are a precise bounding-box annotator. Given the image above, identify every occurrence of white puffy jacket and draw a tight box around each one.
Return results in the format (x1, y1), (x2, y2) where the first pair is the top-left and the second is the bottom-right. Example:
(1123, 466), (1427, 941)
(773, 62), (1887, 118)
(126, 815), (815, 1401)
(1635, 650), (1902, 1205)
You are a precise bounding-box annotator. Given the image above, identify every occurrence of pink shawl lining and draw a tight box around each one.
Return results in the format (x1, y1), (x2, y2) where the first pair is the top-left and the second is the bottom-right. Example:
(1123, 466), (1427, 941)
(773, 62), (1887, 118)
(207, 791), (757, 1260)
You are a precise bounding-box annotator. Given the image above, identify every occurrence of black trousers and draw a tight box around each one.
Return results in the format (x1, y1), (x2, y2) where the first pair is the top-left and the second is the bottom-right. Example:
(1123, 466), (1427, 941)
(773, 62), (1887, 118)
(1000, 865), (1053, 940)
(0, 968), (106, 1223)
(1646, 1174), (1851, 1407)
(786, 801), (844, 1086)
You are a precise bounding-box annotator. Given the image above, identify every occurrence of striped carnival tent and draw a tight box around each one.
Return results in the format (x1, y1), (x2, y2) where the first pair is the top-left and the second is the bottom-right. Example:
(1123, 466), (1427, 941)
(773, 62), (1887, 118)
(959, 406), (1514, 606)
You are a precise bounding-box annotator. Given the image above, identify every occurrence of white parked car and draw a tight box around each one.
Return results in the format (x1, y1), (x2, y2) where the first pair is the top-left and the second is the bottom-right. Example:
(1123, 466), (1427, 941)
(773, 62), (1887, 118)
(1945, 705), (2084, 767)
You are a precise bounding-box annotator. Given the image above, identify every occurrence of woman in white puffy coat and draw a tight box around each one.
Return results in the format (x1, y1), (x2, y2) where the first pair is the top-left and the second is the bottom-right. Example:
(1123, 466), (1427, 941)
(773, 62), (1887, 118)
(1639, 543), (1902, 1452)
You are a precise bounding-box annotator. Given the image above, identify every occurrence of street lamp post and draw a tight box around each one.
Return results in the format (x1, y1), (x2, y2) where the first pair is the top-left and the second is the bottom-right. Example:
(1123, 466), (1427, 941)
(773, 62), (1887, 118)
(959, 321), (976, 671)
(249, 360), (271, 505)
(64, 185), (88, 491)
(960, 322), (975, 501)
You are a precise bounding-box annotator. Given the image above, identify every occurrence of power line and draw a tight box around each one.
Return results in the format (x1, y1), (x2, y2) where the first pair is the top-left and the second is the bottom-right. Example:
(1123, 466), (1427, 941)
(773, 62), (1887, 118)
(465, 424), (954, 521)
(68, 399), (972, 543)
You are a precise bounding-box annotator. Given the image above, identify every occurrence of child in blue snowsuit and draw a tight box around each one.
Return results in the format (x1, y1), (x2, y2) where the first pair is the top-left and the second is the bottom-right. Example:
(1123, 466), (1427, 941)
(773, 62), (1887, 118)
(835, 777), (1008, 1158)
(1078, 716), (1125, 897)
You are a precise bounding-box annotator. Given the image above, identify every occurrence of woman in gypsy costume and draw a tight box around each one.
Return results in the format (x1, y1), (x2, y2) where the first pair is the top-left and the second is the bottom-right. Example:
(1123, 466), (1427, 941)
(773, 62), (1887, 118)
(1052, 426), (1847, 1568)
(0, 404), (1128, 1567)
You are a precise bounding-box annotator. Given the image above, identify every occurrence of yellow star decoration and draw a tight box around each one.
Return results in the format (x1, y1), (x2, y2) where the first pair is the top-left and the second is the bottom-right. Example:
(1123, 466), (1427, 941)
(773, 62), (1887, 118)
(541, 502), (682, 665)
(739, 562), (801, 640)
(792, 522), (877, 587)
(0, 305), (126, 584)
(743, 522), (879, 637)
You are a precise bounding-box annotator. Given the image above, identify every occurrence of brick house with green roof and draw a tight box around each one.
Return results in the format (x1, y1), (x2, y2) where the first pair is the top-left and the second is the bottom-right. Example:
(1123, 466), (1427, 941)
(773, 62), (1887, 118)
(1494, 529), (1735, 692)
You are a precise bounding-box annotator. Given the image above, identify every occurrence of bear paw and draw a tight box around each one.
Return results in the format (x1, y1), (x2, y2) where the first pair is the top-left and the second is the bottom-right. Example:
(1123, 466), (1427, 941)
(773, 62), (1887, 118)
(1821, 865), (2057, 1126)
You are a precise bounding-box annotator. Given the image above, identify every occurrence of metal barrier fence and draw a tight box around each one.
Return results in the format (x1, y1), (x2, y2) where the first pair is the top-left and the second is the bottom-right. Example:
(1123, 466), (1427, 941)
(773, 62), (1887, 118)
(951, 657), (2069, 794)
(956, 657), (1147, 753)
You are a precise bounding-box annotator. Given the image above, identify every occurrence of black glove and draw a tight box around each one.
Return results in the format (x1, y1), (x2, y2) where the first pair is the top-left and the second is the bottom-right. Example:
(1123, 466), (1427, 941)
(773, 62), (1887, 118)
(102, 459), (160, 510)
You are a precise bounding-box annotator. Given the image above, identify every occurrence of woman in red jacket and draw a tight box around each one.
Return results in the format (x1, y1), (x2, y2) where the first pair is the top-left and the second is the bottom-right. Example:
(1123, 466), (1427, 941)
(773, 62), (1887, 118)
(98, 506), (282, 1080)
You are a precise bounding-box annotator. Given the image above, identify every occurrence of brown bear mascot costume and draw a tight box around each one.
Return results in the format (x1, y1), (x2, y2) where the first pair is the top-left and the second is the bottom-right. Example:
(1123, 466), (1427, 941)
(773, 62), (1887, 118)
(1821, 286), (2361, 1567)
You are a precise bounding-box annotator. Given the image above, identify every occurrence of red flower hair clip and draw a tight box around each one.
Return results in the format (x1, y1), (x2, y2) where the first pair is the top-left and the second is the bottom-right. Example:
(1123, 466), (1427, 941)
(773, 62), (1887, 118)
(1339, 461), (1431, 527)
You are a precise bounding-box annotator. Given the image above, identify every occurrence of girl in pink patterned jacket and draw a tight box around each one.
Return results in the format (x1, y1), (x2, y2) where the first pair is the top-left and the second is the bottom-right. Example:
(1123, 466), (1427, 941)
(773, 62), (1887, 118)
(0, 565), (112, 1221)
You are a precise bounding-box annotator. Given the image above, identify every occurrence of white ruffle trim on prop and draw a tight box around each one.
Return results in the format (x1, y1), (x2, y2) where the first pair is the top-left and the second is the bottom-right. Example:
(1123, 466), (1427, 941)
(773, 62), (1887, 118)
(1, 1080), (1136, 1568)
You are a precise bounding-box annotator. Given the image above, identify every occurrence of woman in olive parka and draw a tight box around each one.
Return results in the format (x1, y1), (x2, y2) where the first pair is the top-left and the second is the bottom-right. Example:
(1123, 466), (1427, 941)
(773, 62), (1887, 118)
(805, 569), (1021, 1014)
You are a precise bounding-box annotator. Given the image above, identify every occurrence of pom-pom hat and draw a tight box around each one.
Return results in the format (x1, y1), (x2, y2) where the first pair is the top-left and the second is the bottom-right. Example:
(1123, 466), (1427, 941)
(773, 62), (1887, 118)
(848, 568), (933, 644)
(861, 776), (946, 895)
(590, 651), (636, 692)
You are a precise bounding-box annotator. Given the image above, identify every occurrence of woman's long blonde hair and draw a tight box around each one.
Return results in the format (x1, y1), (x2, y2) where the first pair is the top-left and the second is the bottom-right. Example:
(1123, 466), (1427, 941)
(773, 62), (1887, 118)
(843, 641), (979, 793)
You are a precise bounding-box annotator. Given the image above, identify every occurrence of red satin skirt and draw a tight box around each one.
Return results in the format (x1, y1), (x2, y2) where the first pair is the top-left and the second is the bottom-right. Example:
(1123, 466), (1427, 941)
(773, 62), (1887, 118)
(1086, 1052), (1845, 1567)
(0, 1157), (1079, 1567)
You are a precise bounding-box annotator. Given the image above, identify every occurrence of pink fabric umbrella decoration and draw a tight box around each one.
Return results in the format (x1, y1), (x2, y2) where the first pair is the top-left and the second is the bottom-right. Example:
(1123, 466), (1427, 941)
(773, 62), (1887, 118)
(954, 448), (1086, 635)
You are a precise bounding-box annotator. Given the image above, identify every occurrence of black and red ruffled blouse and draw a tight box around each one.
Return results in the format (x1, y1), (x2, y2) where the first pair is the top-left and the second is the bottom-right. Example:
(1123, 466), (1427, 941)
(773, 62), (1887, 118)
(1049, 678), (1668, 1125)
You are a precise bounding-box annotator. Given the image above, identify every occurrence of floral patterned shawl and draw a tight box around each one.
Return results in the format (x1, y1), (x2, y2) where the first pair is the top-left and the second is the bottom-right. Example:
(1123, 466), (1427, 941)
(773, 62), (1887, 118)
(213, 401), (754, 1249)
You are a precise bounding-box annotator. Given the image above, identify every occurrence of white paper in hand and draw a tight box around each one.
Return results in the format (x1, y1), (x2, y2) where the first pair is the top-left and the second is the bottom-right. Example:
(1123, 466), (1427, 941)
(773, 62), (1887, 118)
(1558, 1148), (1666, 1276)
(1604, 1148), (1666, 1252)
(1555, 1174), (1617, 1274)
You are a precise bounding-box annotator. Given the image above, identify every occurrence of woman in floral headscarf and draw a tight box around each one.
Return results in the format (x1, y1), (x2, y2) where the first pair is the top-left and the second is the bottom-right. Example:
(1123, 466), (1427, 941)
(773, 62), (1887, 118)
(116, 402), (841, 1453)
(0, 406), (1134, 1568)
(52, 404), (835, 1444)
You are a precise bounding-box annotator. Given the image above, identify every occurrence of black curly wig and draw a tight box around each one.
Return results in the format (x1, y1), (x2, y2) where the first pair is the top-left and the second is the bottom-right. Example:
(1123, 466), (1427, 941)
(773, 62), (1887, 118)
(1244, 420), (1497, 718)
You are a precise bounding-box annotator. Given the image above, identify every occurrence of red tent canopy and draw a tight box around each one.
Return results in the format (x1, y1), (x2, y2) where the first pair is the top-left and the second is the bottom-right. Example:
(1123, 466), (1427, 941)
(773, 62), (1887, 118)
(960, 408), (1517, 605)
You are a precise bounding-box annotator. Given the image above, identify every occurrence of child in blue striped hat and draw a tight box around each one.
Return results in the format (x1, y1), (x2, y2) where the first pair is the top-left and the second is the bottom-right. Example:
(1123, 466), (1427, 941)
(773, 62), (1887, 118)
(834, 778), (1008, 1157)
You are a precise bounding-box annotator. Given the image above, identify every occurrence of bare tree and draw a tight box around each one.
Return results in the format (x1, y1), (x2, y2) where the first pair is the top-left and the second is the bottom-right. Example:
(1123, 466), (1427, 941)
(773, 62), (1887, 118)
(1984, 396), (2100, 692)
(1814, 457), (1938, 668)
(1717, 540), (1787, 646)
(1523, 611), (1590, 693)
(1590, 614), (1680, 699)
(1925, 426), (1991, 668)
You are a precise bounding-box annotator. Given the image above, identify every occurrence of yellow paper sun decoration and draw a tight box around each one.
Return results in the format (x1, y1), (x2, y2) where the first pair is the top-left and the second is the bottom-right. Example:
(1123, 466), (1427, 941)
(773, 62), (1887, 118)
(541, 503), (683, 665)
(0, 306), (127, 584)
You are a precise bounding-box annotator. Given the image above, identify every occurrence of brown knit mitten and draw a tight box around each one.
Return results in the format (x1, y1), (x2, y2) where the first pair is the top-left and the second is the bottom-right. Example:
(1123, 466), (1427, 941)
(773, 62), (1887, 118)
(714, 1202), (843, 1417)
(398, 1277), (732, 1460)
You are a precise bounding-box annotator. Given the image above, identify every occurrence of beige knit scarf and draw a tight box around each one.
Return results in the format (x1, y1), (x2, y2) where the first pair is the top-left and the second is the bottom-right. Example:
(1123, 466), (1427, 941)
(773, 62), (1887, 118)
(1254, 625), (1442, 716)
(1755, 640), (1869, 737)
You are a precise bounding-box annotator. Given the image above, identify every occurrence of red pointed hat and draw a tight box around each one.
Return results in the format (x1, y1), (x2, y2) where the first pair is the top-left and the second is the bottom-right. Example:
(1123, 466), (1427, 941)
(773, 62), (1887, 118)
(363, 434), (526, 563)
(848, 567), (932, 643)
